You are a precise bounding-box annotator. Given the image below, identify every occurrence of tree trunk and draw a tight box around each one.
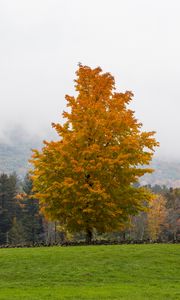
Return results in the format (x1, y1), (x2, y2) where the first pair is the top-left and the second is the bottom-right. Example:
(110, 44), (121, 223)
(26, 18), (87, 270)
(86, 229), (93, 244)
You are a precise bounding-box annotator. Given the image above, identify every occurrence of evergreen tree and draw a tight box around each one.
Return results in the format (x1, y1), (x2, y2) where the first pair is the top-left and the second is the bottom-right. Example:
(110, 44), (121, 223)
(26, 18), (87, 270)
(0, 173), (17, 244)
(20, 174), (44, 244)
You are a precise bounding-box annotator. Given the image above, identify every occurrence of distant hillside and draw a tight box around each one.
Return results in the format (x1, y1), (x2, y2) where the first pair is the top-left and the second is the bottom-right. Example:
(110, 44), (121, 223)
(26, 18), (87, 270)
(0, 130), (180, 186)
(0, 141), (39, 178)
(0, 128), (42, 178)
(141, 159), (180, 188)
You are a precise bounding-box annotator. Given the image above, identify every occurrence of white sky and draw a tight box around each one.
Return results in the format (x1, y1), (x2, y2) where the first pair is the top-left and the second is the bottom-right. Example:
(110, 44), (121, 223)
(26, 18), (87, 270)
(0, 0), (180, 158)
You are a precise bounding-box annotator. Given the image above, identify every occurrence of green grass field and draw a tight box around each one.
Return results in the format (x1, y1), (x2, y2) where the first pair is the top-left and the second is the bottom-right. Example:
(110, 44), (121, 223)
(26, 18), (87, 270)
(0, 244), (179, 299)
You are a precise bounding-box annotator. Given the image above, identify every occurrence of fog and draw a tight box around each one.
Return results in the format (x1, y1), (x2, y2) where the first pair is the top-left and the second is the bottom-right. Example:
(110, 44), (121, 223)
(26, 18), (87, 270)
(0, 0), (180, 159)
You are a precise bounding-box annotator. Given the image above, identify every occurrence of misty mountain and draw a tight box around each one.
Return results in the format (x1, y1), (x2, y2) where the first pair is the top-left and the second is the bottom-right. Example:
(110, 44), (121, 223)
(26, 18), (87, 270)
(141, 159), (180, 188)
(0, 128), (42, 178)
(0, 129), (180, 186)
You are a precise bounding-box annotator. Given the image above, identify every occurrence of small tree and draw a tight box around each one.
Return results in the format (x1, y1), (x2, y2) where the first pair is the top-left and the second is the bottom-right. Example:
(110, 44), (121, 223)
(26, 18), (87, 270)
(0, 173), (17, 244)
(165, 188), (180, 240)
(20, 174), (44, 245)
(31, 65), (158, 242)
(147, 194), (167, 241)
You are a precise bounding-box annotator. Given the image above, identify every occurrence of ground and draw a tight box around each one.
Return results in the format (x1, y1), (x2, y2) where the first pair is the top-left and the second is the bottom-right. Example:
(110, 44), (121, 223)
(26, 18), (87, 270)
(0, 244), (179, 299)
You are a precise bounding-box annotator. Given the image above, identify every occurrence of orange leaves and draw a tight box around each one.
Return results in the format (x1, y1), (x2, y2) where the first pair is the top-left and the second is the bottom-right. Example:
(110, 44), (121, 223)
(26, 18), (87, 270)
(63, 177), (75, 188)
(15, 193), (26, 200)
(65, 95), (76, 108)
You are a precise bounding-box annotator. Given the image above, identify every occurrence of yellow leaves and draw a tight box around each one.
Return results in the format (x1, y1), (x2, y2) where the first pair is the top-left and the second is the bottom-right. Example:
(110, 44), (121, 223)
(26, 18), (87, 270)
(105, 202), (116, 208)
(147, 195), (167, 240)
(83, 208), (94, 214)
(61, 198), (70, 204)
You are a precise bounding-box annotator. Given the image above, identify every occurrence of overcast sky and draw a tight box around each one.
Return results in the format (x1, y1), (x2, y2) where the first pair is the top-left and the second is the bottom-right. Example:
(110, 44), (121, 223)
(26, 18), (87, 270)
(0, 0), (180, 159)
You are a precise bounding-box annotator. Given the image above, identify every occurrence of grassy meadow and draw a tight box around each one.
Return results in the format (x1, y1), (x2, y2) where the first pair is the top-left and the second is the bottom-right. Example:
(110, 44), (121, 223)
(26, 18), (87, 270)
(0, 244), (179, 299)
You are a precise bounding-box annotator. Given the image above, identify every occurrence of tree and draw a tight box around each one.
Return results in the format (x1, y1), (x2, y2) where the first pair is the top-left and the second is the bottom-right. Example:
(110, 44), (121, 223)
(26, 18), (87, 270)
(147, 194), (167, 241)
(165, 188), (180, 240)
(31, 65), (158, 242)
(130, 212), (148, 241)
(19, 174), (44, 245)
(0, 173), (17, 244)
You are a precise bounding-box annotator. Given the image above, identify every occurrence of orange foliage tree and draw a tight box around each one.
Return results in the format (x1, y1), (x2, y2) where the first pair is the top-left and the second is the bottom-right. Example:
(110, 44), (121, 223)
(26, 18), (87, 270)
(30, 65), (158, 242)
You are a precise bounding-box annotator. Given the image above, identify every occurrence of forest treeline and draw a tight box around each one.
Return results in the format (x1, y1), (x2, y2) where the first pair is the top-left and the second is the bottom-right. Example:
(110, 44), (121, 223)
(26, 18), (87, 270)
(0, 172), (179, 246)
